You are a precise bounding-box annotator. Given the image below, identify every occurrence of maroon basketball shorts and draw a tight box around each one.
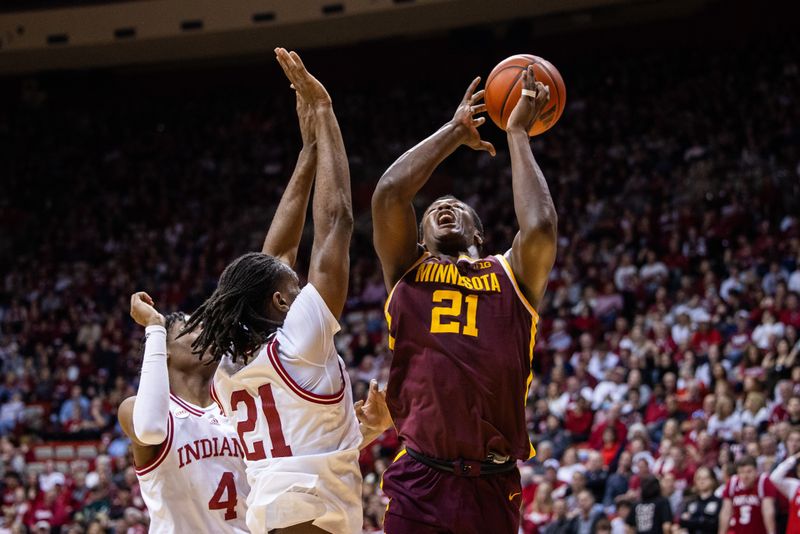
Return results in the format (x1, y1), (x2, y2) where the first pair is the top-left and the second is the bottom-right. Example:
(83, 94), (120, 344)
(381, 450), (522, 534)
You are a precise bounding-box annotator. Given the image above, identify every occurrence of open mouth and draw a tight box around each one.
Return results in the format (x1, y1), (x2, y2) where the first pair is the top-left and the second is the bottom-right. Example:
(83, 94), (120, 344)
(437, 211), (456, 226)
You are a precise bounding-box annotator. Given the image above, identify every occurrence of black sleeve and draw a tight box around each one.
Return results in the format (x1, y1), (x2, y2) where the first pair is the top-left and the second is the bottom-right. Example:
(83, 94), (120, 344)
(626, 505), (637, 527)
(656, 498), (673, 526)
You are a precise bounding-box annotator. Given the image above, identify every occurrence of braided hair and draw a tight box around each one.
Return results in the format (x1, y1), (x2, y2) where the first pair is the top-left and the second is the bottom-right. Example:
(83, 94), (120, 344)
(180, 252), (290, 363)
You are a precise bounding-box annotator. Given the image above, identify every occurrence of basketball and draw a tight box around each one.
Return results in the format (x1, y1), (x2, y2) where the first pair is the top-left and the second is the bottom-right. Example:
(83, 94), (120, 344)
(484, 54), (566, 136)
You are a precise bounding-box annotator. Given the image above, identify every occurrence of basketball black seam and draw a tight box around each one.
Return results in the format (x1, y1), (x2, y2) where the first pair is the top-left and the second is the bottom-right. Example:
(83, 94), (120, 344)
(499, 68), (527, 125)
(486, 64), (525, 87)
(536, 61), (563, 123)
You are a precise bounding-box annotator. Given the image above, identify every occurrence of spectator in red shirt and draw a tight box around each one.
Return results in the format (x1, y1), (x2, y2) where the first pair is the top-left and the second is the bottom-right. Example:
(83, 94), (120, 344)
(690, 314), (722, 355)
(564, 394), (594, 444)
(589, 404), (628, 450)
(600, 426), (623, 467)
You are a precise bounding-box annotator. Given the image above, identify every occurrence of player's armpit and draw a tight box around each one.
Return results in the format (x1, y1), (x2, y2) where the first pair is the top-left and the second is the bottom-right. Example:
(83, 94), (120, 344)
(117, 396), (165, 466)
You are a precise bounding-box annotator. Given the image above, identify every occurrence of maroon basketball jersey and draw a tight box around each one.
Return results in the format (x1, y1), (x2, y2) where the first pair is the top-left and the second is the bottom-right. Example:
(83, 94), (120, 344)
(385, 252), (538, 461)
(722, 474), (778, 534)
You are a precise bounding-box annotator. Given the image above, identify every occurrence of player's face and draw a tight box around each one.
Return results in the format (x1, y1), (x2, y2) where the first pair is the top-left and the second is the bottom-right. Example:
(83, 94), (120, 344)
(421, 198), (481, 256)
(737, 465), (756, 487)
(167, 320), (214, 368)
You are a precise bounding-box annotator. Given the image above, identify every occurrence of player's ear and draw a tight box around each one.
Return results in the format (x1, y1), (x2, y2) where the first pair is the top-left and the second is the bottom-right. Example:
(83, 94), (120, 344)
(271, 291), (290, 314)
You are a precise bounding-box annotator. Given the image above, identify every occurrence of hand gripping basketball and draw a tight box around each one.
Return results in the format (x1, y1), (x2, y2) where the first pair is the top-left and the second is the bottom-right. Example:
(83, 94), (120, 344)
(506, 65), (551, 134)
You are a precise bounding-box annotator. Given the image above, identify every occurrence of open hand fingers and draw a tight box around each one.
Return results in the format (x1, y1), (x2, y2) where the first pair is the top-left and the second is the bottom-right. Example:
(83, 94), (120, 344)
(288, 51), (307, 72)
(470, 103), (487, 115)
(470, 89), (485, 105)
(275, 48), (302, 85)
(480, 140), (496, 157)
(462, 76), (481, 103)
(527, 64), (537, 86)
(536, 81), (550, 104)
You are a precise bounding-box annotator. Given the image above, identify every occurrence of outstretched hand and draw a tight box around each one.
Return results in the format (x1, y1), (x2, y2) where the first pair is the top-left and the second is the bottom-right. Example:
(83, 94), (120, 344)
(354, 379), (393, 433)
(451, 77), (496, 157)
(275, 48), (331, 107)
(130, 292), (165, 327)
(506, 64), (550, 134)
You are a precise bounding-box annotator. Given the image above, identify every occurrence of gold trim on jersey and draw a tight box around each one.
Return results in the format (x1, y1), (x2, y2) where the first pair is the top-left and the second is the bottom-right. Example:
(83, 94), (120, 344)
(526, 313), (538, 459)
(494, 253), (540, 459)
(494, 254), (540, 322)
(380, 448), (408, 493)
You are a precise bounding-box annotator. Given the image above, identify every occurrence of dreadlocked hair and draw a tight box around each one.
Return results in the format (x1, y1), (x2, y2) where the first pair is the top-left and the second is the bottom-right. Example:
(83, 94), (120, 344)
(138, 311), (187, 359)
(180, 252), (289, 363)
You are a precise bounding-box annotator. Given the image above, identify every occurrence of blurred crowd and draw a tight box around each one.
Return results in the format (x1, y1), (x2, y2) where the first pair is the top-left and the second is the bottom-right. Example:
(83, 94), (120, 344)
(1, 27), (799, 534)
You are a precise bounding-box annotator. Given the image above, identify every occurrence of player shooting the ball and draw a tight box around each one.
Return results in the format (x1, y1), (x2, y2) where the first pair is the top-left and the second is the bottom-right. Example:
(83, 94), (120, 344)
(372, 65), (556, 533)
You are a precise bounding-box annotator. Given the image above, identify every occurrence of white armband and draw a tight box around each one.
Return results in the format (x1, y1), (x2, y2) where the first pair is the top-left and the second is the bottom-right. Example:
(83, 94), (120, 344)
(132, 325), (170, 445)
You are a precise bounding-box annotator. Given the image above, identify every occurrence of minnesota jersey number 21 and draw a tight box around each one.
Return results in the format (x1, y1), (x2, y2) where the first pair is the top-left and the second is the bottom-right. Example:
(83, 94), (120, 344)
(431, 290), (479, 337)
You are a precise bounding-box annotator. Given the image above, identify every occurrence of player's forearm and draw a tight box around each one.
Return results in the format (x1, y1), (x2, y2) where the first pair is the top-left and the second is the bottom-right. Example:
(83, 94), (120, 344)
(313, 104), (353, 235)
(375, 121), (464, 202)
(261, 144), (317, 264)
(307, 104), (352, 317)
(507, 129), (557, 234)
(132, 326), (170, 445)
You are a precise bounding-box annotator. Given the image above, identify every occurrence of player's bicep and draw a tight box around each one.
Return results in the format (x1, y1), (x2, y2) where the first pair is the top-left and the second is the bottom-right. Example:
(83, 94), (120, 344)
(371, 183), (421, 289)
(308, 227), (351, 319)
(507, 228), (557, 308)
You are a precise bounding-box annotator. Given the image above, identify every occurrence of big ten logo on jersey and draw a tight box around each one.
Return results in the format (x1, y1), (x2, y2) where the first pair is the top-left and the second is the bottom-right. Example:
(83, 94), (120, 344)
(177, 436), (244, 468)
(472, 260), (492, 271)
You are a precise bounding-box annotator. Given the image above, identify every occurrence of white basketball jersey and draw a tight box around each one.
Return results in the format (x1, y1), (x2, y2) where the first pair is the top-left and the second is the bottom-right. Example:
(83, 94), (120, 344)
(136, 394), (250, 534)
(212, 283), (363, 534)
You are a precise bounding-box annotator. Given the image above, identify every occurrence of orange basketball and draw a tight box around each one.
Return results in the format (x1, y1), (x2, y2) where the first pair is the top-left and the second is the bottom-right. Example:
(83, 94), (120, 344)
(484, 54), (566, 136)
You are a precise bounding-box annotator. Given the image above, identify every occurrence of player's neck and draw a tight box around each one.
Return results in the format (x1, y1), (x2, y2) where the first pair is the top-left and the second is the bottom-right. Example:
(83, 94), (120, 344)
(427, 241), (481, 260)
(431, 249), (481, 261)
(169, 369), (213, 409)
